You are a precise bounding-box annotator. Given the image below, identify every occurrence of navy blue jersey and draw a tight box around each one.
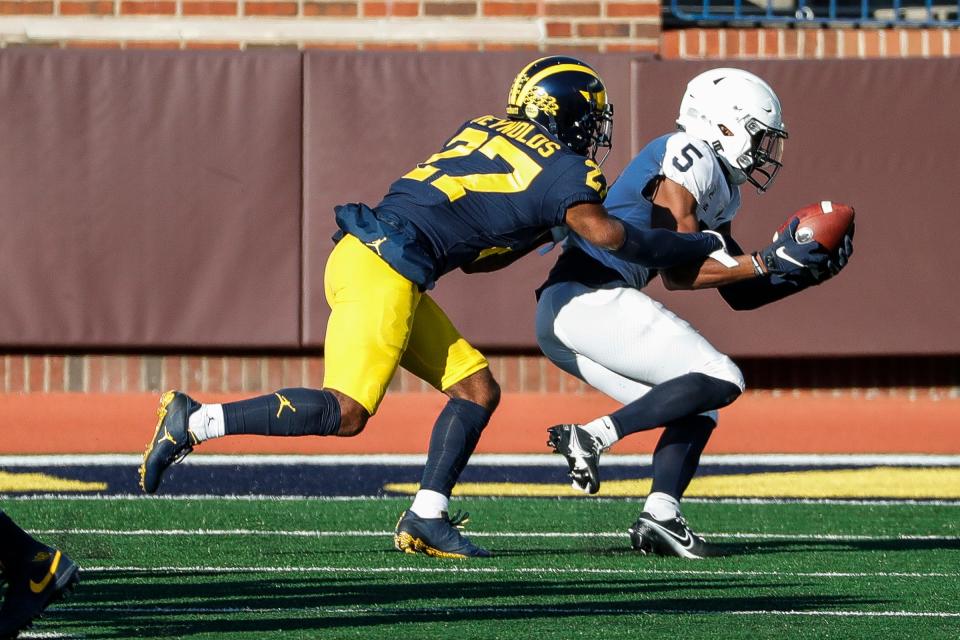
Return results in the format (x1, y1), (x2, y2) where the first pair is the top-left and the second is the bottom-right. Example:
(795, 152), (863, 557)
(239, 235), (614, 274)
(335, 115), (606, 290)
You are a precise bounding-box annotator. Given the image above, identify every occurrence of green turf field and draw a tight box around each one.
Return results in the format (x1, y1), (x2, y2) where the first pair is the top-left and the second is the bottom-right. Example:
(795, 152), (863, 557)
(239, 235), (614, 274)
(7, 496), (960, 639)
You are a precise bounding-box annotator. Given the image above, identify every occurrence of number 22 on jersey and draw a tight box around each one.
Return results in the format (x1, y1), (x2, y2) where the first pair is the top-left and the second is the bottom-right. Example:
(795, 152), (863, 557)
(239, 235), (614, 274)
(403, 127), (542, 202)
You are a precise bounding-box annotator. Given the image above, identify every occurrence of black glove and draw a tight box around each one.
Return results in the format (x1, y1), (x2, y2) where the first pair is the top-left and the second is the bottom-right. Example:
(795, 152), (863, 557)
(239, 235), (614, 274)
(758, 218), (831, 284)
(800, 221), (855, 285)
(825, 222), (855, 278)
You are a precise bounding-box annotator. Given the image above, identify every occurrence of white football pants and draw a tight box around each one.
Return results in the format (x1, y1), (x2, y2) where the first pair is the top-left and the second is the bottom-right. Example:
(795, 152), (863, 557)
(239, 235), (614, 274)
(535, 282), (745, 424)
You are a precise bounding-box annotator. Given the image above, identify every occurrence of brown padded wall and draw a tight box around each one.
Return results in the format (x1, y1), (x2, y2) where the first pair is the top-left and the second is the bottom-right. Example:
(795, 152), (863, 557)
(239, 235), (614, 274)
(3, 52), (957, 356)
(301, 51), (637, 348)
(0, 49), (303, 348)
(631, 59), (960, 357)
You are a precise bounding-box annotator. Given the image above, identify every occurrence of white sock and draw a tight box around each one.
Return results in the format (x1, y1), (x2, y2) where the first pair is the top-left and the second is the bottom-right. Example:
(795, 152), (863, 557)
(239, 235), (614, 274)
(187, 403), (225, 443)
(643, 492), (681, 521)
(582, 415), (620, 449)
(409, 489), (449, 519)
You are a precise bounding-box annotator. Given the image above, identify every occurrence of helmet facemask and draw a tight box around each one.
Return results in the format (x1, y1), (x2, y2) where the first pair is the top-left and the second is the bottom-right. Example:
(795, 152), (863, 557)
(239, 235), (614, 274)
(739, 118), (787, 192)
(553, 100), (613, 165)
(587, 102), (614, 166)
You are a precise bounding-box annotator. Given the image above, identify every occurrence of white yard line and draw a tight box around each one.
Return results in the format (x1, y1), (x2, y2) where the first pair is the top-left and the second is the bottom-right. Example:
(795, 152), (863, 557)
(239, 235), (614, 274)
(9, 494), (960, 506)
(33, 528), (960, 542)
(76, 565), (960, 579)
(49, 604), (960, 618)
(3, 453), (960, 467)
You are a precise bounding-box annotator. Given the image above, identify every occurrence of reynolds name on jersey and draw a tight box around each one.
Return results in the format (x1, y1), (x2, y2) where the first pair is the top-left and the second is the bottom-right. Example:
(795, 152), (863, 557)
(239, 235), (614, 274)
(337, 115), (607, 290)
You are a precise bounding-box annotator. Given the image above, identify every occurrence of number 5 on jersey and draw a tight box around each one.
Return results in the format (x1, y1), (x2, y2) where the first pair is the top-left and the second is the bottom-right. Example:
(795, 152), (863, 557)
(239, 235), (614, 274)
(672, 143), (703, 172)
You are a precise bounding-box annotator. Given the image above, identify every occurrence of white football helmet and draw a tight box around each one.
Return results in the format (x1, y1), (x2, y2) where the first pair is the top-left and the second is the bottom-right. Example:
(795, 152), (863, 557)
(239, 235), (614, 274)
(676, 68), (788, 192)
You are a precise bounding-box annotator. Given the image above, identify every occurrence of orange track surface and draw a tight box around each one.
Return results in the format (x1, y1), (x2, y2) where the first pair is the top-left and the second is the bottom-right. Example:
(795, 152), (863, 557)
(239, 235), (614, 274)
(0, 391), (957, 455)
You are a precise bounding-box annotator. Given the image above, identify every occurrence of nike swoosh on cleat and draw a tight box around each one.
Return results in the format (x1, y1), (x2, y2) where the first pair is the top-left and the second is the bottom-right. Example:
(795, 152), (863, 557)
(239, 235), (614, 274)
(646, 520), (693, 548)
(567, 430), (591, 458)
(29, 550), (61, 594)
(775, 246), (806, 268)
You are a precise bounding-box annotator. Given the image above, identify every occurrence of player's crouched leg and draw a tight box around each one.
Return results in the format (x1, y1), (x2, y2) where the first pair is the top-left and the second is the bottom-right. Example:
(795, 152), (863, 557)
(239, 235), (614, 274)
(698, 352), (746, 402)
(326, 390), (370, 437)
(395, 369), (499, 559)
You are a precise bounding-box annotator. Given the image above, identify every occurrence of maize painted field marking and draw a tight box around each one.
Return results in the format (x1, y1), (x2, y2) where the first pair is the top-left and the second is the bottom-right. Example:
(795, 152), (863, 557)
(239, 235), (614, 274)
(34, 528), (960, 542)
(76, 565), (960, 579)
(50, 605), (960, 619)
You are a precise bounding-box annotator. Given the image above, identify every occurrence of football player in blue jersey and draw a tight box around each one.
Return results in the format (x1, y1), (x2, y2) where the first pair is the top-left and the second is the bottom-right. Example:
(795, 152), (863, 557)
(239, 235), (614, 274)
(538, 68), (854, 558)
(0, 510), (79, 638)
(139, 56), (728, 558)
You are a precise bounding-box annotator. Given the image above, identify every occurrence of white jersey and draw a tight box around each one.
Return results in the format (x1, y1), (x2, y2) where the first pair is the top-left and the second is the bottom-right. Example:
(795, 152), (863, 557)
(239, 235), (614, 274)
(536, 131), (747, 429)
(568, 132), (741, 289)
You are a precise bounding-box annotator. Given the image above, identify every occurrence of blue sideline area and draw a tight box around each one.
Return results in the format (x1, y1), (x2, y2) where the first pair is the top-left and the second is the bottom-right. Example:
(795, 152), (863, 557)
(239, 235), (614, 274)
(0, 461), (864, 497)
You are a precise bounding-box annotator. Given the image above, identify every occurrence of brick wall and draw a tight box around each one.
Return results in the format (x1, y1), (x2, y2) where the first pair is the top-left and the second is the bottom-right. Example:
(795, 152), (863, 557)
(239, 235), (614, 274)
(0, 354), (595, 394)
(662, 27), (960, 59)
(0, 0), (661, 51)
(3, 354), (958, 394)
(1, 1), (958, 54)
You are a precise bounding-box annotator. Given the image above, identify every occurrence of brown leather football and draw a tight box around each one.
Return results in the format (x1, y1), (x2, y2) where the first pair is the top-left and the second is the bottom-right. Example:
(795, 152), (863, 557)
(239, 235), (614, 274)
(774, 201), (855, 252)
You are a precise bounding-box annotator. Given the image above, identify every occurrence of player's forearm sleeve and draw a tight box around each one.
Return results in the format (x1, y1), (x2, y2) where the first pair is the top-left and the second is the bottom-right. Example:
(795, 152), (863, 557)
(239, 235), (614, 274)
(719, 274), (806, 310)
(608, 222), (723, 269)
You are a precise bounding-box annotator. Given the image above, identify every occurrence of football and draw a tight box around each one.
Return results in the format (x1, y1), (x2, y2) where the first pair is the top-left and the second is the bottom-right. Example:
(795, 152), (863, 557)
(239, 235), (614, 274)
(774, 201), (855, 252)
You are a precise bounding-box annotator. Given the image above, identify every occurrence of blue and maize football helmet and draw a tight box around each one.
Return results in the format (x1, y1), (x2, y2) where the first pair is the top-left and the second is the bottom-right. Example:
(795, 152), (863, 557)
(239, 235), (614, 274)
(507, 56), (613, 164)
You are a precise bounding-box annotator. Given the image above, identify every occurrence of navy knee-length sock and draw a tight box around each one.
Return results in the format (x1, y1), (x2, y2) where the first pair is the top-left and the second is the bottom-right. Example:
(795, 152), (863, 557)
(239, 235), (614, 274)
(418, 398), (492, 496)
(650, 415), (716, 500)
(222, 388), (342, 437)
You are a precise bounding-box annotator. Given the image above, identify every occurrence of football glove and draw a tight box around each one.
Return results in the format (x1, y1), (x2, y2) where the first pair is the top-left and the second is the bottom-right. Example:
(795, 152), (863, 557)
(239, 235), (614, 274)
(758, 218), (830, 284)
(825, 223), (855, 278)
(800, 222), (855, 285)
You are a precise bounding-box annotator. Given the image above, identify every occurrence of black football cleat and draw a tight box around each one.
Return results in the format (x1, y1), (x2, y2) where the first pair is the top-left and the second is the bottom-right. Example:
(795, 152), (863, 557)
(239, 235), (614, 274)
(547, 424), (603, 494)
(0, 547), (79, 639)
(628, 512), (708, 559)
(139, 390), (200, 494)
(394, 510), (491, 559)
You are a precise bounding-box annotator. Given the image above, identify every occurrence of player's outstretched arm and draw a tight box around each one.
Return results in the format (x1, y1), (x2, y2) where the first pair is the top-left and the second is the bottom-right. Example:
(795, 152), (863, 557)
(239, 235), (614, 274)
(641, 177), (758, 289)
(660, 252), (758, 290)
(718, 223), (854, 310)
(660, 227), (765, 290)
(565, 202), (723, 269)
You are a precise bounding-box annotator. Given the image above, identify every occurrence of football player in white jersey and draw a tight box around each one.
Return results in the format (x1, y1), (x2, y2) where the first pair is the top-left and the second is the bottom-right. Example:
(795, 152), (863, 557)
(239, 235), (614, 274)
(536, 68), (854, 558)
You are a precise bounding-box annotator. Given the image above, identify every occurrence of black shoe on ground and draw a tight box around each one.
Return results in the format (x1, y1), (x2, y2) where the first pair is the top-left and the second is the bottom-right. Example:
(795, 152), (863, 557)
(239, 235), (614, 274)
(394, 510), (491, 558)
(628, 511), (708, 559)
(139, 390), (200, 494)
(0, 546), (79, 639)
(547, 424), (603, 494)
